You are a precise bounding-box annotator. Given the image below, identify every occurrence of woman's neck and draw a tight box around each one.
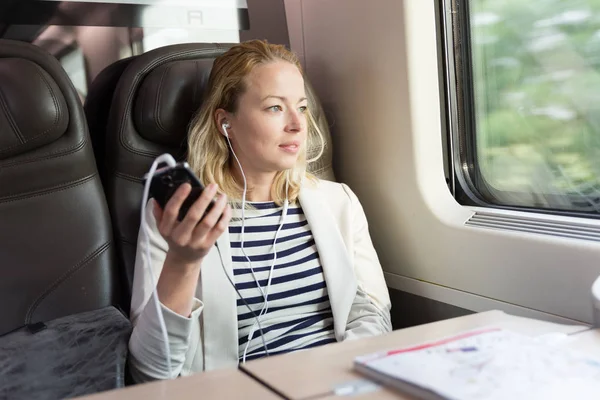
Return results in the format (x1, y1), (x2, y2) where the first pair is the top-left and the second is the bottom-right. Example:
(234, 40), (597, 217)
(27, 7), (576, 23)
(237, 170), (277, 202)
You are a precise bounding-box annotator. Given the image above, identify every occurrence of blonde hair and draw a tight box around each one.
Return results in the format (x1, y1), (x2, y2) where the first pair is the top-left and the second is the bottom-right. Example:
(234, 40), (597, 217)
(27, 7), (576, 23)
(187, 40), (325, 205)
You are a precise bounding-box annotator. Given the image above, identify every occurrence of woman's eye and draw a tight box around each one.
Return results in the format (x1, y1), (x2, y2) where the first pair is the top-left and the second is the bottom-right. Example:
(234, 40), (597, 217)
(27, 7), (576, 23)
(267, 105), (283, 112)
(299, 106), (308, 113)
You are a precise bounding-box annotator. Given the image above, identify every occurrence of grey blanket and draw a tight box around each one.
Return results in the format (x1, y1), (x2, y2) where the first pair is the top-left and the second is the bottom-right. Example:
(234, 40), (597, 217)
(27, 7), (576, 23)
(0, 306), (131, 399)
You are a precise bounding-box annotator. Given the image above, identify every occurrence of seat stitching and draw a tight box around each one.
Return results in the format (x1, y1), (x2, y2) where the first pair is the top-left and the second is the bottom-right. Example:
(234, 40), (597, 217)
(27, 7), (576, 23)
(0, 129), (58, 154)
(36, 66), (61, 133)
(0, 139), (85, 169)
(0, 174), (95, 204)
(193, 61), (199, 106)
(117, 46), (227, 159)
(0, 66), (64, 154)
(0, 83), (26, 143)
(114, 171), (143, 183)
(155, 64), (173, 136)
(25, 241), (112, 324)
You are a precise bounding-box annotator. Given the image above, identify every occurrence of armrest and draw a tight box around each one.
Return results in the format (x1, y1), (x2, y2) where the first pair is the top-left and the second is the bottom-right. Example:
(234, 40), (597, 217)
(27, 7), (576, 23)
(0, 306), (132, 399)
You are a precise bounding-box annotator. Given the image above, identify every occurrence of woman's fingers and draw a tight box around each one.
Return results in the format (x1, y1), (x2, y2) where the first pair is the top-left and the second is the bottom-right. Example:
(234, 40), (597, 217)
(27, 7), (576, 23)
(171, 184), (218, 244)
(158, 183), (191, 236)
(155, 182), (230, 262)
(201, 203), (232, 246)
(191, 193), (229, 242)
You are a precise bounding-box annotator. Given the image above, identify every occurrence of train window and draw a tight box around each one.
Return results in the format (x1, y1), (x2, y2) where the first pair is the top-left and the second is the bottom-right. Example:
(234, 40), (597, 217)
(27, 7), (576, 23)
(58, 46), (87, 103)
(0, 0), (251, 102)
(444, 0), (600, 215)
(139, 28), (239, 53)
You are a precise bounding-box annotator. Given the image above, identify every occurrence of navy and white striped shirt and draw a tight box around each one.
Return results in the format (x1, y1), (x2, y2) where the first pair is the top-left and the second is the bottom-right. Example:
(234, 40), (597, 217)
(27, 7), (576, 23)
(229, 201), (337, 361)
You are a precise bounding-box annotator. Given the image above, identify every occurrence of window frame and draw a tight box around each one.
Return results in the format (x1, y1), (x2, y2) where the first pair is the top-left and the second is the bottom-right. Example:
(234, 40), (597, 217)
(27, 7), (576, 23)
(438, 0), (600, 219)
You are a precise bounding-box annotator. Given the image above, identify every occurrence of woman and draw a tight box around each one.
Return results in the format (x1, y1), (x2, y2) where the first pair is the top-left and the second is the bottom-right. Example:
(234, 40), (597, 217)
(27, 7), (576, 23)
(128, 39), (392, 382)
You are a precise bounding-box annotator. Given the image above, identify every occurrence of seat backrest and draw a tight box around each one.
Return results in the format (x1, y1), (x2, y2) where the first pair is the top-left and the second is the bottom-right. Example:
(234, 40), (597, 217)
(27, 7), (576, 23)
(91, 43), (336, 303)
(0, 39), (120, 335)
(84, 57), (135, 182)
(305, 80), (336, 181)
(99, 43), (231, 303)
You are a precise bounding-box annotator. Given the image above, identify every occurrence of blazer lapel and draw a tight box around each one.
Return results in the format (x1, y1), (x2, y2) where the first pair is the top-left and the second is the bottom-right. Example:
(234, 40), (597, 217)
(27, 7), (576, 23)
(299, 184), (357, 339)
(200, 229), (238, 370)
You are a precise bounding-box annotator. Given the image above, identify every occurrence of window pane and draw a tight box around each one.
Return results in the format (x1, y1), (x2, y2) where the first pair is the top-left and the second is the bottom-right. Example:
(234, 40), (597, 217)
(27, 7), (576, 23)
(59, 47), (87, 103)
(469, 0), (600, 212)
(140, 28), (239, 52)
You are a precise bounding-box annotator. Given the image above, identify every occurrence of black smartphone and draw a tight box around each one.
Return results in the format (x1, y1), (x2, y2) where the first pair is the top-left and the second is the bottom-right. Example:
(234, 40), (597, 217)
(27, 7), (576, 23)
(147, 162), (215, 221)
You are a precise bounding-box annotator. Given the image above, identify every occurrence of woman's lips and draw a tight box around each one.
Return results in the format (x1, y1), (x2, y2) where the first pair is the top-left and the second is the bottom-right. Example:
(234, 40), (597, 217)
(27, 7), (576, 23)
(279, 143), (300, 153)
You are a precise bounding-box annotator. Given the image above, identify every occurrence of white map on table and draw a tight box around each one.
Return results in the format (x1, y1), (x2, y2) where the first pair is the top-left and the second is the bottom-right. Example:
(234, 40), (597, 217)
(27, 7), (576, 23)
(358, 329), (600, 400)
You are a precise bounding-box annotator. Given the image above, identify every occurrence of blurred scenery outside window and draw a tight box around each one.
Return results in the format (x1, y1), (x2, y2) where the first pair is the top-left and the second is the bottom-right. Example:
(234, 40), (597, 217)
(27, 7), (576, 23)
(469, 0), (600, 213)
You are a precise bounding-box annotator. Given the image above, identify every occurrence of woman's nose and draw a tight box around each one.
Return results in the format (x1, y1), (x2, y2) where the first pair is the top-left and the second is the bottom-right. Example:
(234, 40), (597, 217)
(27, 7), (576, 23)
(286, 110), (303, 133)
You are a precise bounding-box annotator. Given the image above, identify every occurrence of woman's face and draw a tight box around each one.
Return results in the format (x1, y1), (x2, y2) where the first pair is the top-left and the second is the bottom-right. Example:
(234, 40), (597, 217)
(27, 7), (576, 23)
(221, 61), (308, 178)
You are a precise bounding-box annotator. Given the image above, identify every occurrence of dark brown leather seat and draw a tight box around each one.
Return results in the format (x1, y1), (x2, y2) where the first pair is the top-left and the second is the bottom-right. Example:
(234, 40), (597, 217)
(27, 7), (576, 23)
(84, 43), (336, 309)
(86, 43), (233, 308)
(84, 56), (135, 183)
(0, 39), (121, 336)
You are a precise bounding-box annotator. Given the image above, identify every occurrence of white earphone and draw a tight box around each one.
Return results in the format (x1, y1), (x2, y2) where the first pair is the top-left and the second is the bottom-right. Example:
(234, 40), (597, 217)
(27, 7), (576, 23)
(221, 121), (290, 362)
(222, 122), (231, 136)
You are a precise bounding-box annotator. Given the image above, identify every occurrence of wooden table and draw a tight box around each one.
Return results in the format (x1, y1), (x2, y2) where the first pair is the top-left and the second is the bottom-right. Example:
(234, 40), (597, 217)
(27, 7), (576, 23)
(240, 310), (589, 400)
(76, 310), (594, 400)
(76, 367), (282, 400)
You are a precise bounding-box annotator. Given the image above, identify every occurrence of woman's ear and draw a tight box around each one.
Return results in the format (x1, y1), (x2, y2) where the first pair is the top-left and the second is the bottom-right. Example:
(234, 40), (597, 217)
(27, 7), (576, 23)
(215, 109), (231, 137)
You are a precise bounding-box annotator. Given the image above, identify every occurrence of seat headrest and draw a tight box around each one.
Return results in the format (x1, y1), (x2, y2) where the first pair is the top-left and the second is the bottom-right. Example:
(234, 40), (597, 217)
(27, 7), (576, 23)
(133, 59), (214, 148)
(0, 58), (68, 160)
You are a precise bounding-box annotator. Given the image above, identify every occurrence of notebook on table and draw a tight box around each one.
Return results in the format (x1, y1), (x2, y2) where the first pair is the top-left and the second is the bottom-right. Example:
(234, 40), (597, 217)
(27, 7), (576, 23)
(353, 327), (600, 400)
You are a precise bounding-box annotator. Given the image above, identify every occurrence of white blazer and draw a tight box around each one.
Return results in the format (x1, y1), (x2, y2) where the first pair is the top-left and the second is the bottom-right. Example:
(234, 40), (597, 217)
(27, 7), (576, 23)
(128, 179), (392, 382)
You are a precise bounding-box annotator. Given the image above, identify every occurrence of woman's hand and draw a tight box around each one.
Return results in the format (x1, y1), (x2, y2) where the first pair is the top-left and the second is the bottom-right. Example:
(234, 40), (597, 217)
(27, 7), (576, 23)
(153, 182), (232, 267)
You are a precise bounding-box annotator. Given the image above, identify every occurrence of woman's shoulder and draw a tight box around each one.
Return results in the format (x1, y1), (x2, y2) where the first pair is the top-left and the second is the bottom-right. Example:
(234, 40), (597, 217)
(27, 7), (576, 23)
(302, 177), (356, 206)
